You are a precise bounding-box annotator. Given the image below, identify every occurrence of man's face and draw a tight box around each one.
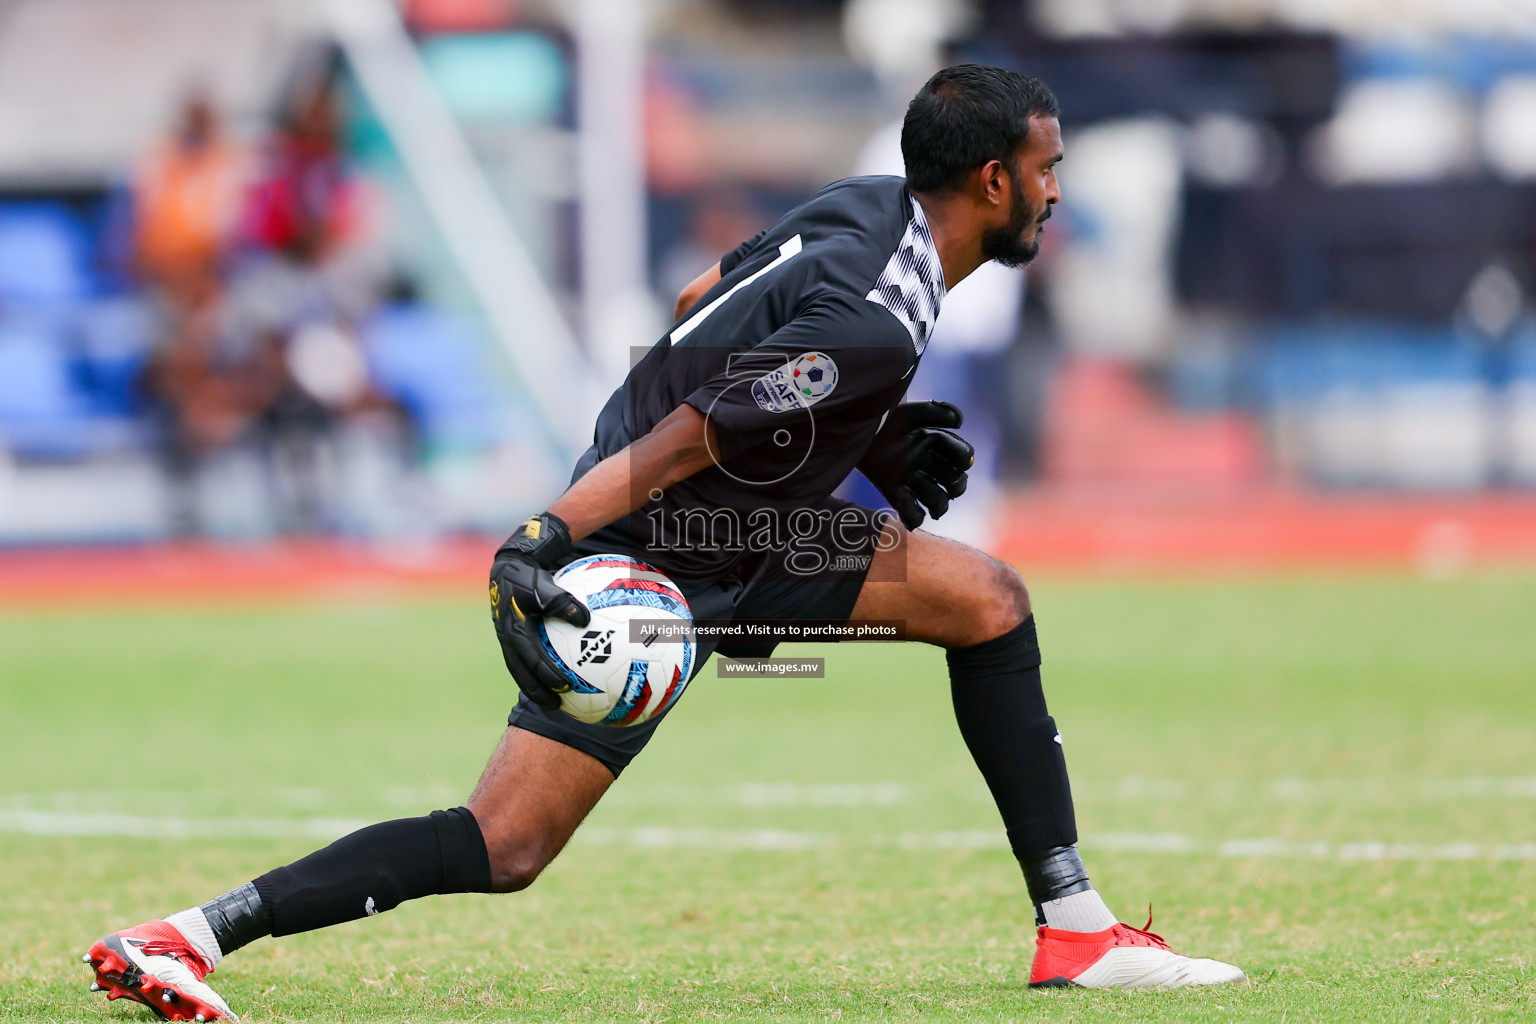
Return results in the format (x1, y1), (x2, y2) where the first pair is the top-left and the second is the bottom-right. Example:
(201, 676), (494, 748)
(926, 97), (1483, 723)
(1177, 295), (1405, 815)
(981, 115), (1063, 268)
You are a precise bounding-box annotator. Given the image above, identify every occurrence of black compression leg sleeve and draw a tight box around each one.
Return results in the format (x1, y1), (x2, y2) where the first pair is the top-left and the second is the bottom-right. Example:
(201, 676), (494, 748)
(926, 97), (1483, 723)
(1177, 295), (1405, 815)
(246, 806), (493, 939)
(200, 882), (267, 954)
(948, 615), (1081, 877)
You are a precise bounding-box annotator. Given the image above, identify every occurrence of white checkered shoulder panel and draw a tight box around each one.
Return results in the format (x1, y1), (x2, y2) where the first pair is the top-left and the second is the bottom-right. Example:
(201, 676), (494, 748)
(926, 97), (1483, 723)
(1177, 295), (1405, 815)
(863, 196), (947, 354)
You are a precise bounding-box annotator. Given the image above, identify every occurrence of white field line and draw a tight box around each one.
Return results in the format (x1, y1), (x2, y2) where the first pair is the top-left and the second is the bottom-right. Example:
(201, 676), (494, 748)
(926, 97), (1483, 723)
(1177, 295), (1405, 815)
(606, 777), (1536, 805)
(0, 809), (371, 839)
(1, 808), (1531, 861)
(576, 827), (833, 850)
(5, 777), (1536, 815)
(0, 783), (915, 814)
(1108, 776), (1536, 802)
(1214, 838), (1536, 861)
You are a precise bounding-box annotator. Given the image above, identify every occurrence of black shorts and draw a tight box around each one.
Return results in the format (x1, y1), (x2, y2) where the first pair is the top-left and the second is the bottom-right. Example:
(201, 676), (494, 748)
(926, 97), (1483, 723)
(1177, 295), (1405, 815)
(506, 498), (890, 775)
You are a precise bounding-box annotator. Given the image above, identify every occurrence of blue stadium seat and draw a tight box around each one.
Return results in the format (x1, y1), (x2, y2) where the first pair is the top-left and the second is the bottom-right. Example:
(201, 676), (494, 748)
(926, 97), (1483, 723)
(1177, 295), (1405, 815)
(71, 298), (156, 415)
(1509, 324), (1536, 382)
(0, 328), (87, 456)
(1343, 38), (1536, 96)
(0, 323), (140, 458)
(361, 304), (505, 449)
(0, 330), (73, 420)
(1252, 323), (1479, 408)
(0, 203), (93, 305)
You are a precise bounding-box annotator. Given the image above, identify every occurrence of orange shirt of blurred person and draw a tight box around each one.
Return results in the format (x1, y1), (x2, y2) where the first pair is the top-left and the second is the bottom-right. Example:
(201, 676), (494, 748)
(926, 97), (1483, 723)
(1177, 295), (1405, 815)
(133, 97), (245, 287)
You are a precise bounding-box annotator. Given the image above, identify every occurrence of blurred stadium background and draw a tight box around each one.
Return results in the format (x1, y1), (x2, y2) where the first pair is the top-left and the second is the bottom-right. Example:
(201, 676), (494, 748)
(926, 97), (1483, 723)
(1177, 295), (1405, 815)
(3, 5), (1535, 1019)
(0, 0), (1534, 579)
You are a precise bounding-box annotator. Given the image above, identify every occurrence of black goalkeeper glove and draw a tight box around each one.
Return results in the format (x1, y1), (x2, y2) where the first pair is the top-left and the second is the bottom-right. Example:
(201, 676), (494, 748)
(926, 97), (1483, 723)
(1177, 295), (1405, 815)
(489, 512), (591, 710)
(858, 400), (974, 531)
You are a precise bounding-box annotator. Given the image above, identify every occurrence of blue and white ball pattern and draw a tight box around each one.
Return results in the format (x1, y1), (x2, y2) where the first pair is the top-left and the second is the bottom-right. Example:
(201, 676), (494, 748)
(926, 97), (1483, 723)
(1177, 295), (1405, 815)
(537, 555), (695, 727)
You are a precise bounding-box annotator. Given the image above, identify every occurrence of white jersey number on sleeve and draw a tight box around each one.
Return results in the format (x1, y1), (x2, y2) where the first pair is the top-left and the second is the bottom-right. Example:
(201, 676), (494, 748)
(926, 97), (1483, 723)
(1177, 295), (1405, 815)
(669, 234), (803, 345)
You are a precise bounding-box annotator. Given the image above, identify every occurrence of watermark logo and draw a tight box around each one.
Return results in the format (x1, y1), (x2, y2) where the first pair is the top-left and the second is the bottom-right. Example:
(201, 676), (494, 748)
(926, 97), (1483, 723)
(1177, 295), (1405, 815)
(717, 657), (825, 678)
(643, 504), (897, 576)
(622, 338), (911, 582)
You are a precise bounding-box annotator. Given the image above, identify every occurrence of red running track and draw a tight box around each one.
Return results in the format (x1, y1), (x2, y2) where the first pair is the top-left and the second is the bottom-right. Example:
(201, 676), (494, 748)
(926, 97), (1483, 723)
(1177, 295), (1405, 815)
(0, 538), (495, 607)
(1, 489), (1534, 606)
(993, 486), (1536, 575)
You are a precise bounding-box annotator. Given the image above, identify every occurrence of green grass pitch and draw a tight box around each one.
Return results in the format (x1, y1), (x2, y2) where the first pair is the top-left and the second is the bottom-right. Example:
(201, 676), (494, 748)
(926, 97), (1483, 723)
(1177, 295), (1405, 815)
(2, 571), (1533, 1022)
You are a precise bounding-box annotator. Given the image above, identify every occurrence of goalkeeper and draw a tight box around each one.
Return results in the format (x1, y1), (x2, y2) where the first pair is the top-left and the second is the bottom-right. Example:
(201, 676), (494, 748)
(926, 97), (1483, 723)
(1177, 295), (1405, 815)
(82, 65), (1241, 1023)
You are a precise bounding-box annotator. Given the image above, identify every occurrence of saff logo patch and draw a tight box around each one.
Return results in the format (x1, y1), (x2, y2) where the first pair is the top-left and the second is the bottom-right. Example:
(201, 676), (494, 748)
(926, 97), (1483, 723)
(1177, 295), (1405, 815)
(751, 352), (838, 413)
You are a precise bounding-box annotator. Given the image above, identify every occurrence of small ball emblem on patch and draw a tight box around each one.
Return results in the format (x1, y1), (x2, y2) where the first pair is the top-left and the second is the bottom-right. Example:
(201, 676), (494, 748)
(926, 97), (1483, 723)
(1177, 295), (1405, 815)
(786, 352), (838, 403)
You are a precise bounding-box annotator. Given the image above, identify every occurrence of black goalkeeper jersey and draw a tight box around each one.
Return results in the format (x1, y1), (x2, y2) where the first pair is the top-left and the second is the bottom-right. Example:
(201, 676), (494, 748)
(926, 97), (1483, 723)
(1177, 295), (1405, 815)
(570, 175), (947, 581)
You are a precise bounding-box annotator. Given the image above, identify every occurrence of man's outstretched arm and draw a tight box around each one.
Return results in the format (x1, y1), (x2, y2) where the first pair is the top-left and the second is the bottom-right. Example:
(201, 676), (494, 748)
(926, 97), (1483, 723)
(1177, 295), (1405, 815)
(549, 402), (718, 541)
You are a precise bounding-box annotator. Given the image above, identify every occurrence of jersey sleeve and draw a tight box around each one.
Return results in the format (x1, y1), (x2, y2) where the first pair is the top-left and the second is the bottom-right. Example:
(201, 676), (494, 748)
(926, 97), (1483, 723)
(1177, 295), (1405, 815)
(681, 296), (915, 466)
(719, 229), (769, 276)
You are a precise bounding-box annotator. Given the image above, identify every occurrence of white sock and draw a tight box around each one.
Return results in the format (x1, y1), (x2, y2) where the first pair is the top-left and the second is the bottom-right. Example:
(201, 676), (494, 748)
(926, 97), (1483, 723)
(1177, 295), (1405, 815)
(1039, 888), (1117, 932)
(164, 907), (223, 970)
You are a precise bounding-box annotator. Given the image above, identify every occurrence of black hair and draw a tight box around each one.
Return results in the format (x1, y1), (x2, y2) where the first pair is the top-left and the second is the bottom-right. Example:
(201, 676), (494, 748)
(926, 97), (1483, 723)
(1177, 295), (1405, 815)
(901, 64), (1059, 193)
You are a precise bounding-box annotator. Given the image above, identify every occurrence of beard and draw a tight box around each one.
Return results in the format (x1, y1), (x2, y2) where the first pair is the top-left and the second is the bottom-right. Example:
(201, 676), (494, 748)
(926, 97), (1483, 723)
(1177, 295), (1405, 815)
(980, 173), (1047, 268)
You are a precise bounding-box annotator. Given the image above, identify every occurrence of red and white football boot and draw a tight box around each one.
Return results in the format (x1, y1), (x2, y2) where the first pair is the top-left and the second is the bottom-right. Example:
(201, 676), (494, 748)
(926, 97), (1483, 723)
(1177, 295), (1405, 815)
(83, 919), (239, 1021)
(1029, 911), (1245, 989)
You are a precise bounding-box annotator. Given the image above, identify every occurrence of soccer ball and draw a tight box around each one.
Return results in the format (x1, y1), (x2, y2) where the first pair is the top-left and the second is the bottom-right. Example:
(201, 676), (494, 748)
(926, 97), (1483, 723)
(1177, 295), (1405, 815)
(538, 554), (696, 727)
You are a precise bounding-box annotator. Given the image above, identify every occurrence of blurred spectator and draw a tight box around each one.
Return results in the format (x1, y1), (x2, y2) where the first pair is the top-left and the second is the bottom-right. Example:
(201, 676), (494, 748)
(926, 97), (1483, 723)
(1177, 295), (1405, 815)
(131, 87), (246, 317)
(138, 324), (277, 537)
(132, 89), (253, 535)
(252, 320), (411, 536)
(226, 72), (403, 535)
(231, 71), (387, 336)
(243, 83), (363, 270)
(135, 69), (407, 538)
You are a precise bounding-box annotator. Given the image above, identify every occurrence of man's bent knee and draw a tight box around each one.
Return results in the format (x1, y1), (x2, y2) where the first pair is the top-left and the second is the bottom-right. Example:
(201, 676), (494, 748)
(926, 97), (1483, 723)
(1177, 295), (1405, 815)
(465, 797), (568, 894)
(854, 529), (1033, 648)
(972, 559), (1031, 644)
(481, 830), (558, 893)
(464, 727), (615, 894)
